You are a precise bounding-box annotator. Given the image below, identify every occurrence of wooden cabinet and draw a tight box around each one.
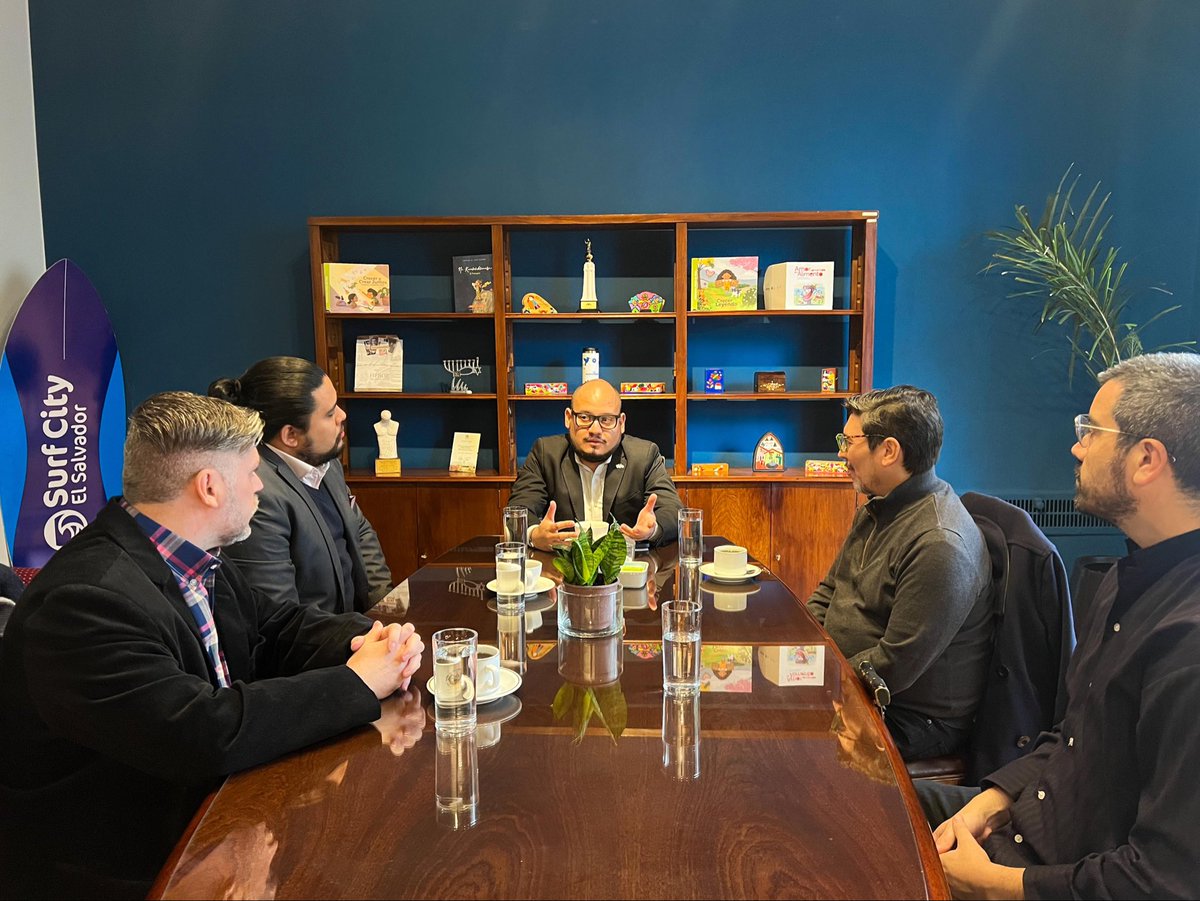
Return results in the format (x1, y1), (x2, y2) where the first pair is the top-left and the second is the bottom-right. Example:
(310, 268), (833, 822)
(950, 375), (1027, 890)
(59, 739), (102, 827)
(308, 212), (875, 590)
(351, 480), (506, 583)
(680, 480), (858, 601)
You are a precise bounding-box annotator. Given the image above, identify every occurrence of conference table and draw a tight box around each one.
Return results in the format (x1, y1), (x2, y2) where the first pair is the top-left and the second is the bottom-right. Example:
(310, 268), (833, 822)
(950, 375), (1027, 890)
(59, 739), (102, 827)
(151, 537), (948, 900)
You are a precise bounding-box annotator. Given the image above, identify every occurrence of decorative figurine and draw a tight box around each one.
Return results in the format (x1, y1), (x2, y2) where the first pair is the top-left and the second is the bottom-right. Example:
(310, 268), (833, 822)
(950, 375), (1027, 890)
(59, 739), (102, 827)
(443, 356), (482, 393)
(522, 292), (557, 314)
(753, 431), (786, 472)
(579, 238), (598, 312)
(374, 410), (401, 477)
(705, 369), (725, 393)
(628, 291), (665, 313)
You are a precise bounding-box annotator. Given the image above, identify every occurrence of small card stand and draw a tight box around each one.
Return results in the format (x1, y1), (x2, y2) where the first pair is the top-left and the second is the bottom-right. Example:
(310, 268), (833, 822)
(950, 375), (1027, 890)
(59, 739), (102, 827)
(375, 457), (402, 477)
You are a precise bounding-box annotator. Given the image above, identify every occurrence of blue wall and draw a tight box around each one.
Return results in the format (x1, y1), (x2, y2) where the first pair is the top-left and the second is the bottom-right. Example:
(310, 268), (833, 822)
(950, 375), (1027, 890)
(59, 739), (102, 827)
(28, 0), (1200, 509)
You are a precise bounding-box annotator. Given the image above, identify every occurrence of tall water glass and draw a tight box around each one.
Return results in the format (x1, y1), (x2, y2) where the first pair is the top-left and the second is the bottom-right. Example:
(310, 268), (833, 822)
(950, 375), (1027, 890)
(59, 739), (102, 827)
(662, 599), (702, 693)
(502, 506), (528, 546)
(678, 508), (703, 565)
(497, 609), (527, 675)
(662, 691), (701, 781)
(677, 561), (701, 604)
(494, 541), (526, 613)
(435, 728), (479, 830)
(432, 628), (478, 733)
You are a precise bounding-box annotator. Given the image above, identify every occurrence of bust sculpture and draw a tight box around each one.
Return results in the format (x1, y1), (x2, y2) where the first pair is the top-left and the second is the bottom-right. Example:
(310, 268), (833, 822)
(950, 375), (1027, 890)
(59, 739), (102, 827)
(374, 410), (399, 460)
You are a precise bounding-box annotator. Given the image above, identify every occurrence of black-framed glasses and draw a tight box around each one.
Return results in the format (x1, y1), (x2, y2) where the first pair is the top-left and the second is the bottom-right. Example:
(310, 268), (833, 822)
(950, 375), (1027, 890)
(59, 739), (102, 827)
(835, 432), (883, 452)
(568, 409), (622, 431)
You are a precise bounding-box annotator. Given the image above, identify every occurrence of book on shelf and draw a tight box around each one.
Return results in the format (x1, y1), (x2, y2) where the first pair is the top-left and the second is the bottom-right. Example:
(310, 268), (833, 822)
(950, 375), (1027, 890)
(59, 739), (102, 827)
(763, 261), (835, 310)
(448, 432), (481, 474)
(354, 335), (403, 391)
(690, 256), (759, 310)
(452, 254), (494, 313)
(323, 263), (390, 313)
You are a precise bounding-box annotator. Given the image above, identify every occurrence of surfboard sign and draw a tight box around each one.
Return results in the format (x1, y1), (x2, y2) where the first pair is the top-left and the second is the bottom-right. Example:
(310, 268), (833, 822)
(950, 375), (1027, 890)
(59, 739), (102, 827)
(0, 260), (126, 567)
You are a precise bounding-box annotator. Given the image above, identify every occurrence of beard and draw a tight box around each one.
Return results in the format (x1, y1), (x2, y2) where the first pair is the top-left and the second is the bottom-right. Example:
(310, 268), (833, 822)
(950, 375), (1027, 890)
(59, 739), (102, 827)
(569, 431), (621, 465)
(217, 522), (254, 548)
(296, 433), (345, 467)
(1074, 457), (1136, 524)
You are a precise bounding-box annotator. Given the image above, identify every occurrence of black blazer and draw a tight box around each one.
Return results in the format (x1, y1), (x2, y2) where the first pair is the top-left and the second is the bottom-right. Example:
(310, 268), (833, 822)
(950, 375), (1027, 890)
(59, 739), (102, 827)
(0, 501), (379, 898)
(506, 434), (682, 544)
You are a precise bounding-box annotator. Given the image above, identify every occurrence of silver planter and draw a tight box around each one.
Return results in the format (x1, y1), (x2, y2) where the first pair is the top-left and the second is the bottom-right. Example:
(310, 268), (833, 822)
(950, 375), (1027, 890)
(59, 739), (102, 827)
(557, 581), (623, 637)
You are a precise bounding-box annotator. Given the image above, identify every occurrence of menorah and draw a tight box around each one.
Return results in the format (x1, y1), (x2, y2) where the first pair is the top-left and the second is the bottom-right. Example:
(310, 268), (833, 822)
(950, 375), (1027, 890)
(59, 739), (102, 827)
(448, 566), (485, 599)
(443, 356), (482, 394)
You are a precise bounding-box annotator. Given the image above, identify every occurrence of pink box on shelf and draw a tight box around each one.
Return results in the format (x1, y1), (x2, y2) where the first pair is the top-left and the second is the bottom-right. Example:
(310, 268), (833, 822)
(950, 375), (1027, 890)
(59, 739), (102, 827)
(525, 382), (568, 396)
(804, 459), (848, 478)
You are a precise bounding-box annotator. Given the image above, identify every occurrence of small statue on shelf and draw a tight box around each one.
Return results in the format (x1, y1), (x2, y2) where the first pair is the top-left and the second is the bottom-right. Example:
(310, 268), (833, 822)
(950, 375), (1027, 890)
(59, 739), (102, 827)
(579, 238), (598, 312)
(374, 410), (401, 477)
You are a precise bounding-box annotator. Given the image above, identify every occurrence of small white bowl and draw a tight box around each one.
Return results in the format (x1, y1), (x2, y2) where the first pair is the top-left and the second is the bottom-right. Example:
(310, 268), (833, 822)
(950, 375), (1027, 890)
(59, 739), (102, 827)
(618, 561), (649, 589)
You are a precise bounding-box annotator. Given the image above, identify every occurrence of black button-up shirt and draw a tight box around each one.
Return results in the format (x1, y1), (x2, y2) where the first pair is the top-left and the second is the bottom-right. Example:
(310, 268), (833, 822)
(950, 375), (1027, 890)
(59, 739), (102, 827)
(982, 528), (1200, 899)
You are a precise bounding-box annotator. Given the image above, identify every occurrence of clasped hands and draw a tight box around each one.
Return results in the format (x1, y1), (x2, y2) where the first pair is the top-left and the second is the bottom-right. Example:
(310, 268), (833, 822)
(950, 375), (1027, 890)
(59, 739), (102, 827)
(346, 620), (424, 700)
(528, 494), (660, 551)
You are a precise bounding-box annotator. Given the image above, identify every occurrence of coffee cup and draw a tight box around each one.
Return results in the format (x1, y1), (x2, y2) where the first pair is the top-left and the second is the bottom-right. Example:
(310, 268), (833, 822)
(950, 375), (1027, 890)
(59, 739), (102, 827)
(713, 544), (749, 577)
(576, 520), (609, 540)
(476, 643), (502, 696)
(478, 721), (502, 749)
(523, 559), (543, 593)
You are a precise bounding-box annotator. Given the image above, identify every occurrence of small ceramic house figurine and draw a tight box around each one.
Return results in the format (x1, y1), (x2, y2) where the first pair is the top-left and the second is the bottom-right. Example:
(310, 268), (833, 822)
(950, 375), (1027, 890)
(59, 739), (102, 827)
(753, 431), (786, 472)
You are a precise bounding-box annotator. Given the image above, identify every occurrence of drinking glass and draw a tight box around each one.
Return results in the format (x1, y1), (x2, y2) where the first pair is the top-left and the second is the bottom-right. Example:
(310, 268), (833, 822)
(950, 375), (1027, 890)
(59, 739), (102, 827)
(432, 628), (478, 733)
(502, 506), (528, 545)
(677, 508), (703, 565)
(435, 728), (479, 830)
(662, 599), (702, 693)
(497, 609), (527, 675)
(662, 691), (701, 781)
(494, 541), (526, 613)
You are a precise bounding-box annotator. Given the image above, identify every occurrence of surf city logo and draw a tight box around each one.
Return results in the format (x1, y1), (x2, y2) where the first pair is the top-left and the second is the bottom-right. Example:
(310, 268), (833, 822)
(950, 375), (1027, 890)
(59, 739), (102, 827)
(39, 374), (91, 550)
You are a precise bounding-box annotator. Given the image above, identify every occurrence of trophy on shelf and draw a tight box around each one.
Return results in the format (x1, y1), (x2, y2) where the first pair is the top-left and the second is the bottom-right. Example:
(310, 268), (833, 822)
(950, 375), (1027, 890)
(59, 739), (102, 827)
(579, 238), (598, 312)
(374, 410), (401, 477)
(443, 356), (482, 394)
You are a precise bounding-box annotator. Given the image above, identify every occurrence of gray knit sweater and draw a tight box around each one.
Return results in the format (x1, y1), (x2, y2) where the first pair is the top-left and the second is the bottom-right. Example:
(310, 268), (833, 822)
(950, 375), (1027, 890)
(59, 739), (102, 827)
(807, 469), (993, 722)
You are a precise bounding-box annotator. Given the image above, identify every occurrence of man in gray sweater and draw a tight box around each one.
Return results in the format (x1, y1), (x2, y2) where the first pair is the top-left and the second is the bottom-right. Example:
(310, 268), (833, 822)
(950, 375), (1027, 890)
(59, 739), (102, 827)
(807, 385), (992, 760)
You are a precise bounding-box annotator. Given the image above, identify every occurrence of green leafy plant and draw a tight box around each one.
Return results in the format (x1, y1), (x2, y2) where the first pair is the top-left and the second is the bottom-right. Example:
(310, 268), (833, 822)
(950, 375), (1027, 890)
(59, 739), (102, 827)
(983, 166), (1192, 385)
(552, 681), (628, 744)
(552, 522), (627, 586)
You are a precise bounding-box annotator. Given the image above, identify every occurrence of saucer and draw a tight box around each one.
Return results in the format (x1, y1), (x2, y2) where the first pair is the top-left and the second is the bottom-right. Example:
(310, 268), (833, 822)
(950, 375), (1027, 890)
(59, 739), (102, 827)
(699, 562), (762, 583)
(486, 575), (555, 596)
(427, 667), (522, 706)
(487, 593), (556, 614)
(477, 694), (522, 726)
(702, 580), (762, 598)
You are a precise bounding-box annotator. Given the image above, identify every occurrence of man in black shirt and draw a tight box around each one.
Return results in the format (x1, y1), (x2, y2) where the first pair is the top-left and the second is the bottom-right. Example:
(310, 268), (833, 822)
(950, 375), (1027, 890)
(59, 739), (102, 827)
(921, 352), (1200, 899)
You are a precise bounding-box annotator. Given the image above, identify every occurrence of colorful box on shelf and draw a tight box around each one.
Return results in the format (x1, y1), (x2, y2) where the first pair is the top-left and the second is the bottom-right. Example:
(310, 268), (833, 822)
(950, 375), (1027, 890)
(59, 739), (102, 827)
(690, 462), (730, 477)
(820, 367), (837, 392)
(804, 459), (848, 477)
(620, 382), (665, 394)
(524, 382), (568, 395)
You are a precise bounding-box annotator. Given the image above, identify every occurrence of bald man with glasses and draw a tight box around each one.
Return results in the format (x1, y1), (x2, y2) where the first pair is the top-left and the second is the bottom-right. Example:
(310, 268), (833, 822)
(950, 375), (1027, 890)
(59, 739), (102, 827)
(507, 379), (682, 551)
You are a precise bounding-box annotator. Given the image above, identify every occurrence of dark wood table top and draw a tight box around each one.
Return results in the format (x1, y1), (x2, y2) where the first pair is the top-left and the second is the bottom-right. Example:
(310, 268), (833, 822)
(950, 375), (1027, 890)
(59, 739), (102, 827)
(152, 538), (948, 900)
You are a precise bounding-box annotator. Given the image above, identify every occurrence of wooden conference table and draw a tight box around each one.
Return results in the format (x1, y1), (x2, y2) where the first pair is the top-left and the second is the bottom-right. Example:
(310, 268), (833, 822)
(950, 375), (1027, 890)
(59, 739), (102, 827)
(152, 537), (948, 900)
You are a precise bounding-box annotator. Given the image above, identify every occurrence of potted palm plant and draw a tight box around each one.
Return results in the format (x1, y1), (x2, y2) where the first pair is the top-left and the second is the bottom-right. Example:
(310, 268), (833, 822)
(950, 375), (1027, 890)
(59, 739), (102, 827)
(553, 522), (627, 637)
(983, 166), (1192, 385)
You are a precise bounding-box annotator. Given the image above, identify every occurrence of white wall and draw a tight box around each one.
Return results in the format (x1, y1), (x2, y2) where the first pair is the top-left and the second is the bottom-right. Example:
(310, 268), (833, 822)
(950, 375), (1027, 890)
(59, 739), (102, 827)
(0, 0), (45, 563)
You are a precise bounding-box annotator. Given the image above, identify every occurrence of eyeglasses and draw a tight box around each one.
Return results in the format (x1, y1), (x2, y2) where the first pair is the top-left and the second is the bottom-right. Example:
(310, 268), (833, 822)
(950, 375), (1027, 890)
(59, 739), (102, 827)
(835, 432), (883, 452)
(568, 409), (621, 431)
(1074, 413), (1177, 462)
(1073, 414), (1134, 447)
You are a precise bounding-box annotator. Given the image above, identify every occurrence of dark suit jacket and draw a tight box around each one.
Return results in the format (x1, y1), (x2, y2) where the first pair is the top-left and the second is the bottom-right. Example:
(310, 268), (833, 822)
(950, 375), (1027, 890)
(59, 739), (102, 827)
(960, 492), (1075, 784)
(225, 445), (391, 614)
(0, 501), (379, 899)
(506, 434), (682, 545)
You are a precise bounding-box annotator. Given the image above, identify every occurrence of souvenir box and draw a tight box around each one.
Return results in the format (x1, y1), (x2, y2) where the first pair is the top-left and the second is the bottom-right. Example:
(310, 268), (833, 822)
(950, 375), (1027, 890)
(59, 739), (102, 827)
(525, 382), (569, 396)
(620, 382), (665, 394)
(689, 462), (730, 477)
(804, 459), (848, 477)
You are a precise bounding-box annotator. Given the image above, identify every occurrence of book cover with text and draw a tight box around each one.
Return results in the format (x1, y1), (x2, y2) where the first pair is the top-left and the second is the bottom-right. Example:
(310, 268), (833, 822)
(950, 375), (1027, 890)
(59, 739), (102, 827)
(453, 254), (494, 313)
(324, 263), (390, 312)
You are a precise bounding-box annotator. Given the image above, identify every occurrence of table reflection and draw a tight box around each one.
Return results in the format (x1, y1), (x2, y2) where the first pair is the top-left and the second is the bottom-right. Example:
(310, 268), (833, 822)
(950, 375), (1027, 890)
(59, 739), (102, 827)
(554, 633), (626, 743)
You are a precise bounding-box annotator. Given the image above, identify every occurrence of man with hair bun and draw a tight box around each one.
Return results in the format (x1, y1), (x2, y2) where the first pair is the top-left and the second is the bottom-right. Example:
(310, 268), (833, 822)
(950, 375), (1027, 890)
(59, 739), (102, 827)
(209, 356), (391, 615)
(0, 391), (423, 899)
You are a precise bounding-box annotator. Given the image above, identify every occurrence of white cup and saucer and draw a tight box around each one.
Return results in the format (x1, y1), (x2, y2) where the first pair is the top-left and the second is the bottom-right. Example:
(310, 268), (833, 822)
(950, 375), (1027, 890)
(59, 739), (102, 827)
(427, 643), (523, 706)
(487, 559), (552, 596)
(700, 545), (762, 583)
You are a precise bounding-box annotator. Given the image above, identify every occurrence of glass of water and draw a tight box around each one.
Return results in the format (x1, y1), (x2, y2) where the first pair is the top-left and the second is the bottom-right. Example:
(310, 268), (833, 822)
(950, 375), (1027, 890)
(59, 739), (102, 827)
(662, 599), (702, 693)
(432, 628), (478, 733)
(502, 506), (528, 545)
(677, 508), (703, 565)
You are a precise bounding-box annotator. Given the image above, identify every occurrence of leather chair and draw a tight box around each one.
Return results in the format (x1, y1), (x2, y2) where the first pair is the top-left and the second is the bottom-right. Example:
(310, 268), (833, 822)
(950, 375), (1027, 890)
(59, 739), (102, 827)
(861, 494), (1075, 785)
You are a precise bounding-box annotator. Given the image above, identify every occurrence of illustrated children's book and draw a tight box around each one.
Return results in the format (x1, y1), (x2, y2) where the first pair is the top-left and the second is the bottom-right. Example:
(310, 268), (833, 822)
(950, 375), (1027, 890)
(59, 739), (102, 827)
(690, 256), (758, 310)
(699, 644), (753, 693)
(453, 254), (495, 313)
(763, 261), (835, 310)
(323, 263), (390, 313)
